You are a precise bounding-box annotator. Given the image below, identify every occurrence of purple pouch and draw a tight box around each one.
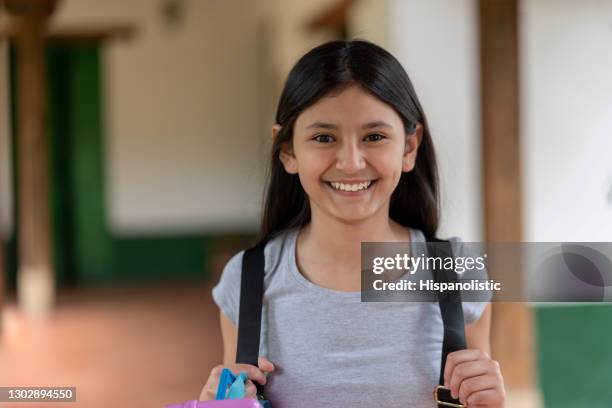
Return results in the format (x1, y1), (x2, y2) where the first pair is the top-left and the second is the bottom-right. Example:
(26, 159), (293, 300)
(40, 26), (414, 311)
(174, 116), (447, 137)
(165, 367), (265, 408)
(166, 399), (263, 408)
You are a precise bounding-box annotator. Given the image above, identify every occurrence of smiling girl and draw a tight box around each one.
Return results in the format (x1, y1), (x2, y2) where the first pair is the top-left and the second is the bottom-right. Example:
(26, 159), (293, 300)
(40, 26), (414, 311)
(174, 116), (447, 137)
(200, 40), (505, 408)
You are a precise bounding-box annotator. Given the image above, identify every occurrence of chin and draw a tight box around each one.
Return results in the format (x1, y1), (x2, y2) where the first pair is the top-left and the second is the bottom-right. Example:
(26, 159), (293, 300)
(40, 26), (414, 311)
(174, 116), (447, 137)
(332, 210), (376, 224)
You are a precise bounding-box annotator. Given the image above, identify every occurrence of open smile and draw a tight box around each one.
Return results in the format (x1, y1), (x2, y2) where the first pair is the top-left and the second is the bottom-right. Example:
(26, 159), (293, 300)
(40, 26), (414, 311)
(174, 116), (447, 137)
(324, 179), (379, 195)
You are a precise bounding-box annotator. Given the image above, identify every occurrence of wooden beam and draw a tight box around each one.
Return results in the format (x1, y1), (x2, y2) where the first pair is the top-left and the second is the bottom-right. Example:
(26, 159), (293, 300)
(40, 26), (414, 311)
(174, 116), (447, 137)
(306, 0), (353, 33)
(0, 23), (136, 42)
(8, 0), (57, 316)
(479, 0), (540, 405)
(2, 0), (56, 17)
(1, 1), (136, 318)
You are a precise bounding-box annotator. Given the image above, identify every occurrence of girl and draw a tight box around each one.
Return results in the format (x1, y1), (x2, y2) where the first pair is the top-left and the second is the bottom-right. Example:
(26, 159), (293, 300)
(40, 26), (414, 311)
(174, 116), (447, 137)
(200, 40), (505, 407)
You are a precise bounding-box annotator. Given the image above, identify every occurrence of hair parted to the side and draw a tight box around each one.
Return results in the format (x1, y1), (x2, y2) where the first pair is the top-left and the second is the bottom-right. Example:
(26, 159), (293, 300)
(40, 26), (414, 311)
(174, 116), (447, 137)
(259, 39), (441, 243)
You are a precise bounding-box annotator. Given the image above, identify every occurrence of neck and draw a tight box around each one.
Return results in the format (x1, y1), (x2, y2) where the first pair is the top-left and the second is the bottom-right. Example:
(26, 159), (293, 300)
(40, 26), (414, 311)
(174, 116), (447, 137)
(299, 204), (411, 268)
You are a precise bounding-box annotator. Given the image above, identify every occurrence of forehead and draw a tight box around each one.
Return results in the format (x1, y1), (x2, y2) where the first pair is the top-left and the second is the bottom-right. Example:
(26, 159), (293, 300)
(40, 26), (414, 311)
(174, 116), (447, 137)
(294, 84), (404, 130)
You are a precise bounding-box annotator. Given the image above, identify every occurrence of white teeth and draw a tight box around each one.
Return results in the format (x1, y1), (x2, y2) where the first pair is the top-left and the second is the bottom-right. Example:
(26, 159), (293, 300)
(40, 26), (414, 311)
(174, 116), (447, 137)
(329, 181), (373, 192)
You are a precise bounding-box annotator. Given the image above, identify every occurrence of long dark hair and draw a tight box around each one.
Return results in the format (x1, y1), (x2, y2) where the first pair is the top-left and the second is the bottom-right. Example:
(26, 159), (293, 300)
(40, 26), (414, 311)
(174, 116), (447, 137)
(259, 40), (440, 243)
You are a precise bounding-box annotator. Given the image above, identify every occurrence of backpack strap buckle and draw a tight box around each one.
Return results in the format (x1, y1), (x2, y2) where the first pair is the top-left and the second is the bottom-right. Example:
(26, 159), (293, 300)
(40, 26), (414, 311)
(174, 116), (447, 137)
(433, 385), (466, 407)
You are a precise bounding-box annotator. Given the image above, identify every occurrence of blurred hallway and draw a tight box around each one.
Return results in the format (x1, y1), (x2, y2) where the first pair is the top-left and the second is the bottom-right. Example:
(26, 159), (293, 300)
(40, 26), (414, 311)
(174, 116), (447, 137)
(0, 281), (221, 407)
(1, 1), (612, 407)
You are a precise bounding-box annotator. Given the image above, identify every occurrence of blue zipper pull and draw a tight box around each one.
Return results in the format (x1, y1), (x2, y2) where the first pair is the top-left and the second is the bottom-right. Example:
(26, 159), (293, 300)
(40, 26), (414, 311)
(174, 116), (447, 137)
(227, 372), (249, 399)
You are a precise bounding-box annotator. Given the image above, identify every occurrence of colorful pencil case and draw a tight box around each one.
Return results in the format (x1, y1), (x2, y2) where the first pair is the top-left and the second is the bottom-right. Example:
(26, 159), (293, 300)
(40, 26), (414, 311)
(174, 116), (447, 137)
(166, 368), (270, 408)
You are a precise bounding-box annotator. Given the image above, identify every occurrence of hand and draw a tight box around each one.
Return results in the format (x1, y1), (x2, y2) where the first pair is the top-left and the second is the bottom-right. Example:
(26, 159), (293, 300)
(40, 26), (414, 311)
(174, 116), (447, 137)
(199, 357), (275, 401)
(444, 349), (505, 407)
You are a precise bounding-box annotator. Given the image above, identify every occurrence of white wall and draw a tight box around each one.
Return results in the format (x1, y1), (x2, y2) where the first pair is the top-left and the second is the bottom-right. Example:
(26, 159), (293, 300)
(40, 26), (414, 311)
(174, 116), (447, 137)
(9, 0), (609, 243)
(350, 0), (612, 243)
(521, 0), (612, 241)
(265, 0), (338, 86)
(50, 0), (340, 235)
(52, 0), (267, 234)
(0, 0), (349, 237)
(349, 0), (391, 47)
(2, 0), (486, 240)
(350, 0), (483, 241)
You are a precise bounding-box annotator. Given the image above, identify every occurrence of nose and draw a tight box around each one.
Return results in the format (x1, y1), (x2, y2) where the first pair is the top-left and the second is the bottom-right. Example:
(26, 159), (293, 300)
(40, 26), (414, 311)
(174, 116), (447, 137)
(335, 139), (366, 173)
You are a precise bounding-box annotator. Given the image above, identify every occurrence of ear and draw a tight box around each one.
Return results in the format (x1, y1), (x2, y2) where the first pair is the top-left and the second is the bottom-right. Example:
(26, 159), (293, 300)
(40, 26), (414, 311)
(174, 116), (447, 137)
(402, 123), (423, 172)
(274, 124), (299, 174)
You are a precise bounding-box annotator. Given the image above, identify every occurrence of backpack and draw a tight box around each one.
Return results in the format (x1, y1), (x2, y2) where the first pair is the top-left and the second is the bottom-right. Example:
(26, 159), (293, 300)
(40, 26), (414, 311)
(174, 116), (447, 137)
(235, 237), (466, 408)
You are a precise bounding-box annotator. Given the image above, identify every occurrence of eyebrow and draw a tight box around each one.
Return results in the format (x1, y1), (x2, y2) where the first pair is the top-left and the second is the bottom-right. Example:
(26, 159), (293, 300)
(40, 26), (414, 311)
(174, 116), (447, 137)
(306, 120), (393, 130)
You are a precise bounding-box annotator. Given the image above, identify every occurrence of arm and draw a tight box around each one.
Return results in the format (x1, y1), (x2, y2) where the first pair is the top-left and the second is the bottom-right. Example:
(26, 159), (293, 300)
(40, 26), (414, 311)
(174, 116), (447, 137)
(199, 310), (274, 400)
(220, 309), (238, 365)
(444, 303), (505, 407)
(465, 303), (492, 355)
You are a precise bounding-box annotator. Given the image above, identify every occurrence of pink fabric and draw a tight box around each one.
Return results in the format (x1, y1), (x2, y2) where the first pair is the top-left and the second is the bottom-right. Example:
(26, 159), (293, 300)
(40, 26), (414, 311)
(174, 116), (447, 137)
(166, 398), (262, 408)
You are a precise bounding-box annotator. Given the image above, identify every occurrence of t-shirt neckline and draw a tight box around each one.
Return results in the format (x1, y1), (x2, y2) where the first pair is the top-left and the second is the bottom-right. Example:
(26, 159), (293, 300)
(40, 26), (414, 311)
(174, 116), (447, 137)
(285, 226), (418, 299)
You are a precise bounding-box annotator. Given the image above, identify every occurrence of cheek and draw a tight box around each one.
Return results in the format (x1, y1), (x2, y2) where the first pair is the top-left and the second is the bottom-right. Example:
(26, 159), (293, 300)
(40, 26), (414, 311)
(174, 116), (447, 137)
(376, 150), (404, 176)
(375, 155), (405, 192)
(297, 156), (329, 190)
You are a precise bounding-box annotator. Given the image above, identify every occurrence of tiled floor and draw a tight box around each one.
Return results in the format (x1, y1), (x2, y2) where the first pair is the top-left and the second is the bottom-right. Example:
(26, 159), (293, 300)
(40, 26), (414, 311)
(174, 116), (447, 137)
(0, 281), (222, 407)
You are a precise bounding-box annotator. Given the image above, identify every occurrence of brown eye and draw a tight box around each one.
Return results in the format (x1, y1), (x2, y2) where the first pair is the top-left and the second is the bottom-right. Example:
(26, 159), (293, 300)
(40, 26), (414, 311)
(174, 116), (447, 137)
(365, 134), (385, 142)
(314, 134), (334, 143)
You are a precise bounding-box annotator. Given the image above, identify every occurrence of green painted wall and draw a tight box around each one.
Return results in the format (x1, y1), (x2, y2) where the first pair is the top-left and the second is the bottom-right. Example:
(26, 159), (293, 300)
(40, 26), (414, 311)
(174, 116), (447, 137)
(112, 234), (257, 282)
(536, 305), (612, 408)
(47, 44), (111, 285)
(4, 42), (256, 289)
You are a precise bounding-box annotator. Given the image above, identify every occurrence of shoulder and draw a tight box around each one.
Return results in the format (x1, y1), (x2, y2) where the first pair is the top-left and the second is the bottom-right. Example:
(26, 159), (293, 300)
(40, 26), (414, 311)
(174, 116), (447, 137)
(211, 250), (245, 325)
(211, 228), (298, 324)
(218, 227), (296, 282)
(447, 236), (490, 325)
(420, 230), (491, 325)
(263, 227), (297, 276)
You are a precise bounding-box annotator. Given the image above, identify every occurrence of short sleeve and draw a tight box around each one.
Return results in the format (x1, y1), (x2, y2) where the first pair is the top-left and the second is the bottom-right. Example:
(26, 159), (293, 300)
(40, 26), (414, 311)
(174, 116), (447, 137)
(462, 299), (489, 325)
(211, 250), (245, 326)
(448, 237), (492, 325)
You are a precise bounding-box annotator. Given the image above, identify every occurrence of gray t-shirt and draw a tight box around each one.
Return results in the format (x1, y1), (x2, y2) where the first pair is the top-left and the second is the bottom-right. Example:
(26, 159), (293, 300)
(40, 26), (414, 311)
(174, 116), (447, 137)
(212, 226), (489, 408)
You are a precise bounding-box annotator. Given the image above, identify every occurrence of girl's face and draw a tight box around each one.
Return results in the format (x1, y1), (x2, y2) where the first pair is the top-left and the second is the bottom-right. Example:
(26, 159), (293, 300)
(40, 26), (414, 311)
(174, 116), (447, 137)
(276, 84), (422, 224)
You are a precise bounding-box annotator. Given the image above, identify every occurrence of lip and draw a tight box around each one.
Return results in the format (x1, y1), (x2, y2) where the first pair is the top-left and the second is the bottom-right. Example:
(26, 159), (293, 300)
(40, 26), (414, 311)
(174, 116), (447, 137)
(324, 179), (378, 196)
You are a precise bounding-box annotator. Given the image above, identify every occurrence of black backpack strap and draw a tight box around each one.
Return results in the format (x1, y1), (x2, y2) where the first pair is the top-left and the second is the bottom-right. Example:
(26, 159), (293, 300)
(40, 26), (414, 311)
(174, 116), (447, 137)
(236, 237), (466, 405)
(236, 240), (267, 397)
(428, 238), (467, 407)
